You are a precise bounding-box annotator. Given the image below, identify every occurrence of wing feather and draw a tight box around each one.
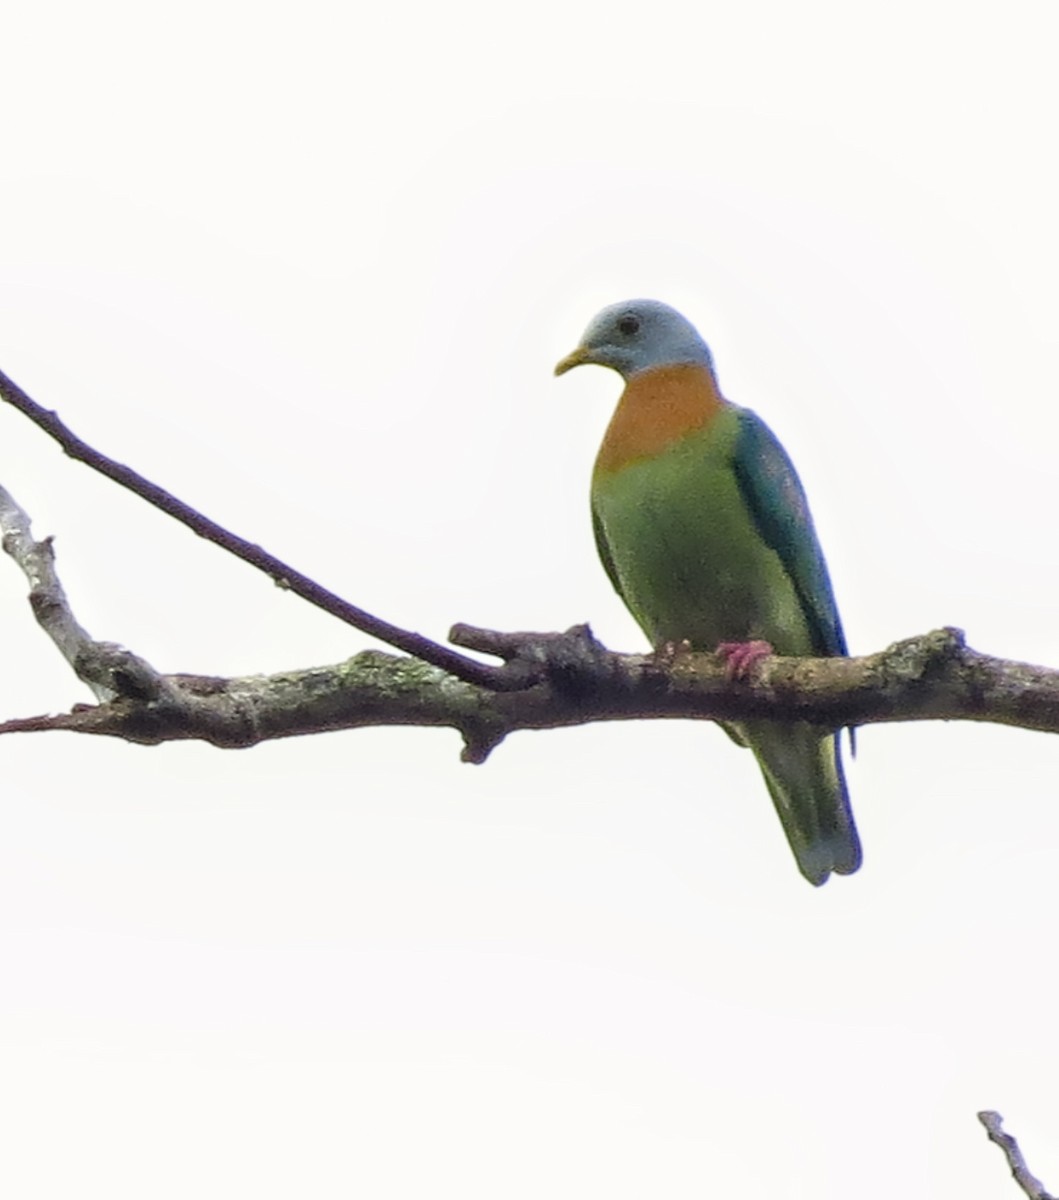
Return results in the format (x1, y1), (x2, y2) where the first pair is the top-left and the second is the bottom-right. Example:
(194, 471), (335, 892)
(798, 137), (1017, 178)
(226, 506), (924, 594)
(731, 408), (847, 659)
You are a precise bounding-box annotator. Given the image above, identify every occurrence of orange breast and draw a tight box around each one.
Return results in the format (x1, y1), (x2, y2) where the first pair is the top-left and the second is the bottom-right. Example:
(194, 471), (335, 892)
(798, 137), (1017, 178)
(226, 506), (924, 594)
(593, 363), (727, 476)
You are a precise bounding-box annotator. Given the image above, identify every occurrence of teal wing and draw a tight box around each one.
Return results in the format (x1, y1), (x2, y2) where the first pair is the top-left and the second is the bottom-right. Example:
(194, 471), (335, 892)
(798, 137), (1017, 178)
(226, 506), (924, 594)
(731, 407), (847, 659)
(732, 408), (860, 878)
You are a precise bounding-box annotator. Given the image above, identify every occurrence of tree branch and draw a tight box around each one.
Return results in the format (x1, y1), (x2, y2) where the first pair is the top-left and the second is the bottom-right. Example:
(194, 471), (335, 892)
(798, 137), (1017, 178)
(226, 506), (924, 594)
(4, 372), (1059, 758)
(979, 1111), (1057, 1200)
(0, 366), (522, 691)
(0, 599), (1056, 759)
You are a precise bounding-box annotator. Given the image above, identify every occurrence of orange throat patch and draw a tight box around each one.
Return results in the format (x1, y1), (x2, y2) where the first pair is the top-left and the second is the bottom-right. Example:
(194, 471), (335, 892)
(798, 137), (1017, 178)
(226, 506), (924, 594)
(594, 363), (727, 476)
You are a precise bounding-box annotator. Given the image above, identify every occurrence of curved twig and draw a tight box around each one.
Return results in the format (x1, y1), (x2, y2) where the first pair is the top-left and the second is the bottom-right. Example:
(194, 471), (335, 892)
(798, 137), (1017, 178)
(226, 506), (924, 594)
(0, 482), (169, 703)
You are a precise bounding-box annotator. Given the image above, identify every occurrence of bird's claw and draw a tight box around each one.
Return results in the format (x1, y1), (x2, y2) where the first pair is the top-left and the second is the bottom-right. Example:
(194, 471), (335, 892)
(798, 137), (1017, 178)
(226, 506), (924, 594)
(716, 640), (774, 682)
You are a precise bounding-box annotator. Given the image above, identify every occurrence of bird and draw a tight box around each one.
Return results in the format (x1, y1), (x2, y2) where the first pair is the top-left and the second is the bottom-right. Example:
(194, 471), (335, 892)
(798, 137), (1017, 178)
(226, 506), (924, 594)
(555, 298), (861, 885)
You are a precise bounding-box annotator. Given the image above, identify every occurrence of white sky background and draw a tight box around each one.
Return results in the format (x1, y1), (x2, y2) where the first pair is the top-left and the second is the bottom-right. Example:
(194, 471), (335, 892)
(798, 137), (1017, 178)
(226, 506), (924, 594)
(0, 2), (1056, 1196)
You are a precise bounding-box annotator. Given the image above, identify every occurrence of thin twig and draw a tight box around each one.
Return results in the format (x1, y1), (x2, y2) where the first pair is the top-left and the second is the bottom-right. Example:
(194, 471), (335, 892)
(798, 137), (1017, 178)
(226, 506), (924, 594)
(979, 1111), (1057, 1200)
(0, 367), (517, 690)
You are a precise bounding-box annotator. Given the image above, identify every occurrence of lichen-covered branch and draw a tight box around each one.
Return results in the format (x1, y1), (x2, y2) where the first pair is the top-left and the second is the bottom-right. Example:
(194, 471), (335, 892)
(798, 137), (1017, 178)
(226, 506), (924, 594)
(979, 1111), (1057, 1200)
(0, 617), (1057, 760)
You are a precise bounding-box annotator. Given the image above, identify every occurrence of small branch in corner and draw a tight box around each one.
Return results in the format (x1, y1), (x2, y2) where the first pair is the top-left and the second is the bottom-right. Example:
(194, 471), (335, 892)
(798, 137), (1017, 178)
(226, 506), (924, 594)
(979, 1111), (1057, 1200)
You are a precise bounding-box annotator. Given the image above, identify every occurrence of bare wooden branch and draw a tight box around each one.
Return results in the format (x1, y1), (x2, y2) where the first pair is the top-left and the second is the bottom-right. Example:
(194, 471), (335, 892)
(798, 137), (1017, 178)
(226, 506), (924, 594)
(0, 366), (518, 690)
(979, 1111), (1057, 1200)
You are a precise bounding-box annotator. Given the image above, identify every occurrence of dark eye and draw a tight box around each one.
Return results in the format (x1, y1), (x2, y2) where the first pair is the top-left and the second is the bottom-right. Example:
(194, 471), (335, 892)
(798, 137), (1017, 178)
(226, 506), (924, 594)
(617, 313), (640, 336)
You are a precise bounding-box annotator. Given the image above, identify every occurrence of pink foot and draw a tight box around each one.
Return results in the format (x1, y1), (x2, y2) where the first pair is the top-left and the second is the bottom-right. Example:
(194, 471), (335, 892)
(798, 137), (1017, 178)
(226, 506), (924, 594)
(716, 640), (774, 682)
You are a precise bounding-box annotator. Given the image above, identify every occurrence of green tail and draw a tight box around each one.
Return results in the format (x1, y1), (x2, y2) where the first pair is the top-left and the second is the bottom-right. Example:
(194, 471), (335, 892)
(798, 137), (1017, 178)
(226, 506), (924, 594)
(744, 722), (861, 886)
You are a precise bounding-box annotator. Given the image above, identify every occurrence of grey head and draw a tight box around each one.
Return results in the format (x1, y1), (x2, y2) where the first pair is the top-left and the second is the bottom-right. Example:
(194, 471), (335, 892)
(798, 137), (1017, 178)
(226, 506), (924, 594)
(554, 299), (715, 381)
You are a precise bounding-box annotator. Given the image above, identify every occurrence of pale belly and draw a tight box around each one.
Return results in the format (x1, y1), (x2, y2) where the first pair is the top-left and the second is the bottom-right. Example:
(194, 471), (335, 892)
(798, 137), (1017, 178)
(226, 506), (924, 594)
(592, 436), (813, 655)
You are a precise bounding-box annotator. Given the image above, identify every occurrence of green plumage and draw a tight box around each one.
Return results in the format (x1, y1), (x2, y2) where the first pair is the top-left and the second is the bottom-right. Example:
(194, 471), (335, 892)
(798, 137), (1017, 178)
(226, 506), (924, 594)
(592, 404), (861, 886)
